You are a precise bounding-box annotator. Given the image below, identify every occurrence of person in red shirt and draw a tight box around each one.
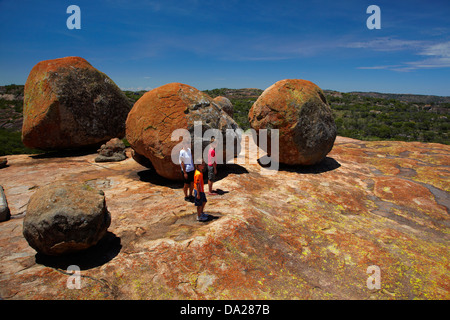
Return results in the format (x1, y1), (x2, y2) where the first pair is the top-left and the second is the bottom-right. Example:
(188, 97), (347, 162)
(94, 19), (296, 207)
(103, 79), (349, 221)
(194, 161), (208, 221)
(207, 137), (218, 195)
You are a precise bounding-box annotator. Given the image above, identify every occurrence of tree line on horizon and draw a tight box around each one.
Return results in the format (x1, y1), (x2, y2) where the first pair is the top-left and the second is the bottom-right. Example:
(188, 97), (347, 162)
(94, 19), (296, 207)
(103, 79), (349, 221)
(0, 85), (448, 156)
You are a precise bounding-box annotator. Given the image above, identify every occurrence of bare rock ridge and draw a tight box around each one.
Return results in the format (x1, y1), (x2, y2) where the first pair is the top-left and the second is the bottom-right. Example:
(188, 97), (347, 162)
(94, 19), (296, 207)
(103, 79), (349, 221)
(22, 57), (132, 151)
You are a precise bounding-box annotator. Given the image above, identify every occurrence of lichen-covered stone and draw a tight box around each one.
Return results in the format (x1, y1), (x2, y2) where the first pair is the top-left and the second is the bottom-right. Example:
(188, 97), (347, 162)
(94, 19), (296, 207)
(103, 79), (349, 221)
(95, 138), (127, 162)
(23, 181), (111, 256)
(22, 56), (132, 150)
(248, 79), (336, 165)
(125, 83), (240, 180)
(213, 96), (234, 117)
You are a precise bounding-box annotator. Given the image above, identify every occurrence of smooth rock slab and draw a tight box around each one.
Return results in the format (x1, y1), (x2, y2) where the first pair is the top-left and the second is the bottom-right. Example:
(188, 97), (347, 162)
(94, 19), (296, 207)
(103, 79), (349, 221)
(23, 181), (111, 256)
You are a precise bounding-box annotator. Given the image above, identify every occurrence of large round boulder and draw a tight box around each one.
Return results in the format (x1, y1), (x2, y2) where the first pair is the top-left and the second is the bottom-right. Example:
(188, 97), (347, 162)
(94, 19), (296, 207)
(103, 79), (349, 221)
(248, 79), (336, 166)
(23, 181), (111, 256)
(22, 56), (132, 150)
(126, 83), (241, 180)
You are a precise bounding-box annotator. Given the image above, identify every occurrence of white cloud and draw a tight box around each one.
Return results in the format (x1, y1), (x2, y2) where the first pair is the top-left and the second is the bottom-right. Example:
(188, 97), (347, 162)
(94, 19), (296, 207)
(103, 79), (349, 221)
(344, 38), (424, 52)
(420, 41), (450, 57)
(121, 86), (152, 91)
(357, 65), (402, 70)
(352, 38), (450, 71)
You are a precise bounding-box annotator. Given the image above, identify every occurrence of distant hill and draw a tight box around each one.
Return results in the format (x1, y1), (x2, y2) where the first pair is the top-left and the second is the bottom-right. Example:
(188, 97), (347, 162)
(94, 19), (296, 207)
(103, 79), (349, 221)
(204, 87), (450, 105)
(325, 90), (450, 104)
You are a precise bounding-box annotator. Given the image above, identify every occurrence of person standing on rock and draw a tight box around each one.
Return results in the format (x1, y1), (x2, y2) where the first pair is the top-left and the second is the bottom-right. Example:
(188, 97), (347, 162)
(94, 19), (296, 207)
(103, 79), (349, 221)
(207, 137), (218, 196)
(179, 141), (195, 202)
(194, 162), (208, 221)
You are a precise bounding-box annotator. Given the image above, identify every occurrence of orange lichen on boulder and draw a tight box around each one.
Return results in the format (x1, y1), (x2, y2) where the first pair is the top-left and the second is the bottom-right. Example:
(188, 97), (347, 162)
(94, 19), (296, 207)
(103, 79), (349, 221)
(249, 79), (336, 166)
(22, 56), (132, 150)
(125, 83), (240, 180)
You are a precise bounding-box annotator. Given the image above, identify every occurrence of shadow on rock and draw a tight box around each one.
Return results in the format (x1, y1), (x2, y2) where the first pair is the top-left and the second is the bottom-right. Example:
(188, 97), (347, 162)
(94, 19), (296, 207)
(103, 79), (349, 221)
(257, 156), (341, 174)
(30, 146), (99, 159)
(136, 169), (184, 189)
(214, 164), (249, 182)
(213, 188), (229, 195)
(203, 213), (221, 223)
(35, 232), (121, 271)
(136, 164), (249, 188)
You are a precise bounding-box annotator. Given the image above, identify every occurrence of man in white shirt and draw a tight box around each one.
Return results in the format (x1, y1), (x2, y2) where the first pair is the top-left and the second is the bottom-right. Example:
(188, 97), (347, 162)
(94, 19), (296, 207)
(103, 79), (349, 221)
(179, 141), (195, 202)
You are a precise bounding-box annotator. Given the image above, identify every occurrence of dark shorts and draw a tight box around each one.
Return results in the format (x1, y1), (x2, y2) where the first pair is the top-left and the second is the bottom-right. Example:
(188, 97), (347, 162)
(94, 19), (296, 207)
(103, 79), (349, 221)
(194, 189), (207, 206)
(207, 165), (215, 181)
(182, 170), (194, 184)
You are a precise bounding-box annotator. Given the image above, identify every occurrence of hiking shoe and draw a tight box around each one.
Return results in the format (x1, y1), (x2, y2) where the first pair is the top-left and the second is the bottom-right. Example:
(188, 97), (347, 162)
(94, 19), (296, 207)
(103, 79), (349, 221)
(197, 213), (209, 222)
(184, 196), (190, 202)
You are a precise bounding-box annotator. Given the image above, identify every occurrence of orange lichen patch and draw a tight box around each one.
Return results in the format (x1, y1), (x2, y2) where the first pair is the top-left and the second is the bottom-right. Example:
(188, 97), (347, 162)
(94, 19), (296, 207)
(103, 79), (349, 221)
(373, 176), (448, 221)
(308, 183), (370, 215)
(330, 145), (368, 163)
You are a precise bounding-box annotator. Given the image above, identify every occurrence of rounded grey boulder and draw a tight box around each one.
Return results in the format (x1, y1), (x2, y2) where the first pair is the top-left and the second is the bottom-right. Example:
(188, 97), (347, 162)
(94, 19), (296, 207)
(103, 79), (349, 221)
(23, 181), (111, 256)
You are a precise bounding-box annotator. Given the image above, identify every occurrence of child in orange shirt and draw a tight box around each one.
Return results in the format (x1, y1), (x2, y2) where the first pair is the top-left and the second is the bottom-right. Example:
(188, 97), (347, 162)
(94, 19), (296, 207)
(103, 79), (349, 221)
(194, 162), (208, 221)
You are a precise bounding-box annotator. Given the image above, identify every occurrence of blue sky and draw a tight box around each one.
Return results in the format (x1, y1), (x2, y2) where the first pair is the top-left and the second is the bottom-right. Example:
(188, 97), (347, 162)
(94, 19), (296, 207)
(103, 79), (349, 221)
(1, 0), (449, 95)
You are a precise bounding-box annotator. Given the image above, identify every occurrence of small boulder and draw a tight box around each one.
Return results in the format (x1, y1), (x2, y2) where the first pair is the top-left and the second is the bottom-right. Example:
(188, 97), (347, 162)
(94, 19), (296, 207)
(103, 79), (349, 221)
(213, 96), (234, 117)
(95, 138), (127, 162)
(248, 79), (336, 166)
(22, 56), (132, 151)
(0, 157), (7, 169)
(23, 181), (111, 256)
(0, 186), (11, 222)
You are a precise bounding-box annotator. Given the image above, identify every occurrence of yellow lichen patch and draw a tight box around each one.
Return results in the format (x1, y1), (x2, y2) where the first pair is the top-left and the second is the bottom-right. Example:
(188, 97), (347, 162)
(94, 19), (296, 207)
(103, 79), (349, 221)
(413, 166), (450, 192)
(373, 176), (447, 221)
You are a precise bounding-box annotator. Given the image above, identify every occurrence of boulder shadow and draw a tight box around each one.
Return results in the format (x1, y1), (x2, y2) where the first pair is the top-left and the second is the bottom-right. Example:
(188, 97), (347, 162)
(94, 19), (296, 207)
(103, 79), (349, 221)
(136, 169), (184, 189)
(257, 156), (341, 174)
(31, 146), (99, 159)
(214, 163), (249, 182)
(136, 164), (249, 189)
(35, 232), (122, 271)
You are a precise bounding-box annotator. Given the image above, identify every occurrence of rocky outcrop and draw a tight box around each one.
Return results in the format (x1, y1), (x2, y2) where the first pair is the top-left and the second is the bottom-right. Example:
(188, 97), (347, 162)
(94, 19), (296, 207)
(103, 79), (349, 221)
(126, 83), (241, 180)
(95, 138), (127, 163)
(22, 181), (111, 256)
(22, 57), (132, 151)
(213, 96), (234, 117)
(0, 136), (448, 299)
(249, 79), (336, 165)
